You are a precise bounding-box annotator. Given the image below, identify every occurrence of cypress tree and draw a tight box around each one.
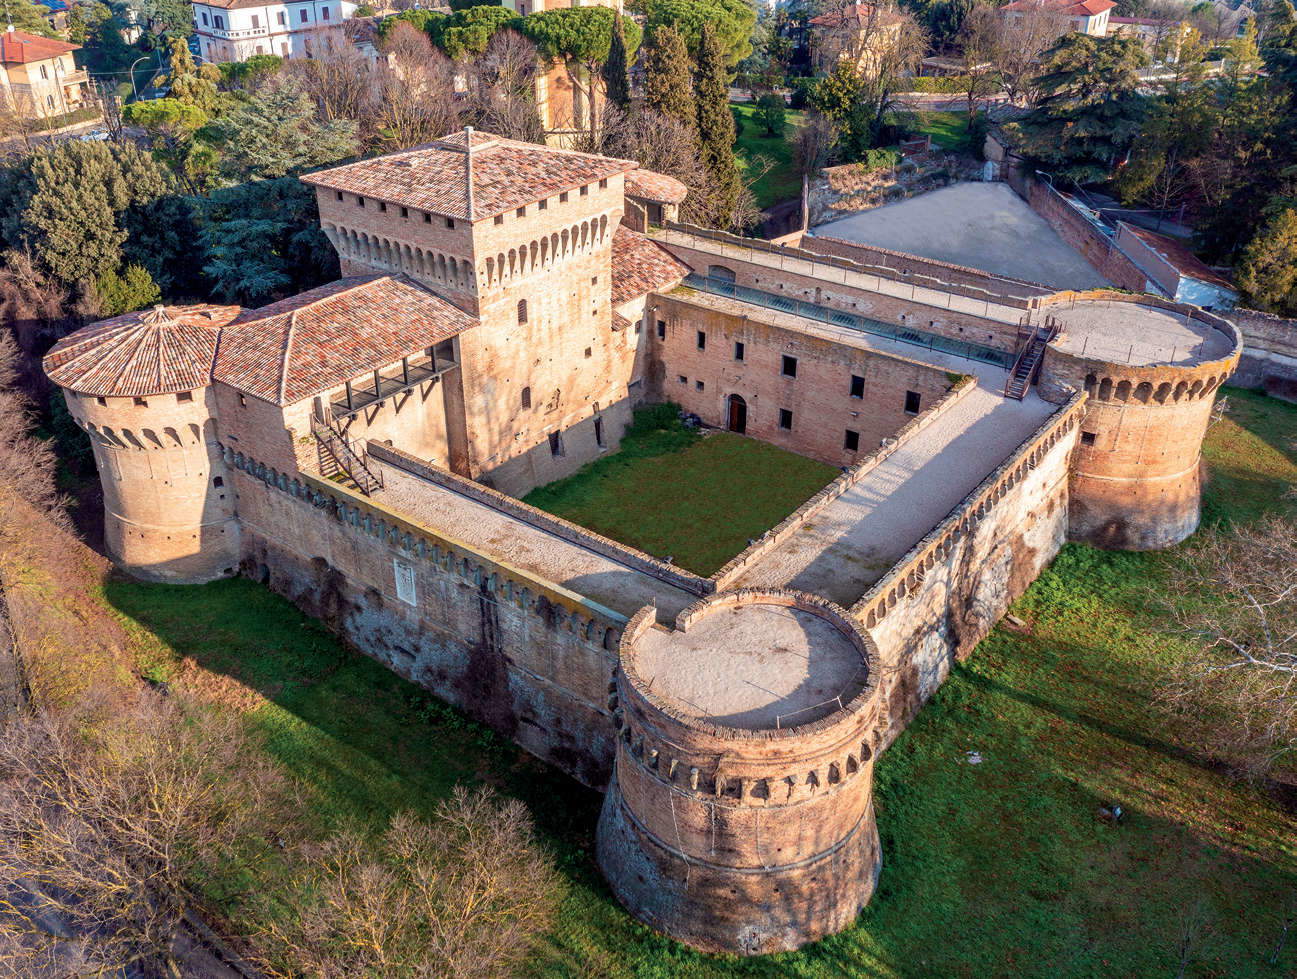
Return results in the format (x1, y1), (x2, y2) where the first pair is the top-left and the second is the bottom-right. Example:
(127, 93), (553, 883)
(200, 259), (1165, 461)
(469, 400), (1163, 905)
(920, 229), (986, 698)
(603, 12), (632, 109)
(694, 23), (741, 227)
(643, 25), (695, 129)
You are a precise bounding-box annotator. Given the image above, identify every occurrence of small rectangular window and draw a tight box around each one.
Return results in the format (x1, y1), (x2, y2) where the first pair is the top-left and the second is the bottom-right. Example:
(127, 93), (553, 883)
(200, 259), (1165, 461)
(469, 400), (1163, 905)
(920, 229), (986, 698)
(212, 475), (223, 487)
(321, 6), (329, 19)
(516, 207), (526, 218)
(850, 374), (865, 398)
(401, 207), (409, 218)
(591, 276), (598, 285)
(734, 341), (745, 361)
(844, 429), (860, 452)
(277, 11), (285, 24)
(779, 409), (793, 430)
(133, 397), (148, 407)
(300, 9), (308, 22)
(782, 355), (798, 378)
(335, 190), (343, 201)
(697, 330), (706, 351)
(560, 191), (568, 202)
(539, 199), (548, 210)
(494, 214), (504, 225)
(548, 431), (564, 457)
(656, 320), (666, 339)
(695, 380), (704, 391)
(378, 201), (387, 212)
(580, 185), (589, 197)
(445, 217), (455, 229)
(423, 212), (432, 223)
(238, 394), (247, 406)
(678, 375), (687, 384)
(177, 391), (193, 403)
(599, 178), (608, 189)
(357, 197), (365, 207)
(1081, 431), (1097, 446)
(905, 390), (921, 414)
(96, 396), (106, 406)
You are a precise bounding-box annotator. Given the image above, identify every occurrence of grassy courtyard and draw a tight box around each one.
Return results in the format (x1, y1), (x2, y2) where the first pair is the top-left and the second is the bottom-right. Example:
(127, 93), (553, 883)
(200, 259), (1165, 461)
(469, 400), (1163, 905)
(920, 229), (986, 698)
(523, 405), (837, 576)
(731, 101), (807, 211)
(93, 388), (1297, 976)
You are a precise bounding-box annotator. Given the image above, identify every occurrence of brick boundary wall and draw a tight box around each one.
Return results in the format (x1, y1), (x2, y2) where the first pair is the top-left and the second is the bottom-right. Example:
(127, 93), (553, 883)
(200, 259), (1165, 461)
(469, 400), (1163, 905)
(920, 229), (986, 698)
(709, 376), (978, 589)
(367, 442), (716, 597)
(1229, 307), (1297, 403)
(1009, 175), (1153, 294)
(851, 391), (1087, 631)
(800, 233), (1056, 298)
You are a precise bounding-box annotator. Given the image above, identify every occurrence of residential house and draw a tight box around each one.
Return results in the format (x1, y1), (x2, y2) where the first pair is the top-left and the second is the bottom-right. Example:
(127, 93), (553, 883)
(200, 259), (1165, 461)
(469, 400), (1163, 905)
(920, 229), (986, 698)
(0, 26), (89, 120)
(191, 0), (359, 63)
(999, 0), (1115, 37)
(1108, 15), (1191, 59)
(808, 2), (905, 74)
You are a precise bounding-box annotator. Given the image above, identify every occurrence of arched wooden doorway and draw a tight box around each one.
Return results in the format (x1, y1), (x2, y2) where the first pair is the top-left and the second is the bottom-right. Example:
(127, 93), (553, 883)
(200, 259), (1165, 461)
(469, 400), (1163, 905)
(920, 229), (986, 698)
(727, 394), (747, 434)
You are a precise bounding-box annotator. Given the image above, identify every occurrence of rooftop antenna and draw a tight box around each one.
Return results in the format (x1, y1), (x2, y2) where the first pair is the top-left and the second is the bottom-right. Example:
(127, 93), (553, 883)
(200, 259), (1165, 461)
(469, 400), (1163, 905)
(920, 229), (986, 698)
(464, 125), (475, 221)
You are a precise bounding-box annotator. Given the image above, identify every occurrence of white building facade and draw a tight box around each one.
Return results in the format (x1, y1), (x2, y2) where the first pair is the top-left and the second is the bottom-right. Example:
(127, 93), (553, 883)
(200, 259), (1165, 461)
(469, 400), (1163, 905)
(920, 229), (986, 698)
(191, 0), (359, 63)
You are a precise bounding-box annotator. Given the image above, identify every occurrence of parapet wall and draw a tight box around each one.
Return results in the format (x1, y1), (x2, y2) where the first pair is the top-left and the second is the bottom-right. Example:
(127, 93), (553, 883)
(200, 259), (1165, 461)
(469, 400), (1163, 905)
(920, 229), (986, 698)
(710, 376), (977, 589)
(366, 443), (714, 598)
(597, 591), (883, 955)
(1229, 307), (1297, 402)
(852, 395), (1085, 743)
(224, 447), (626, 788)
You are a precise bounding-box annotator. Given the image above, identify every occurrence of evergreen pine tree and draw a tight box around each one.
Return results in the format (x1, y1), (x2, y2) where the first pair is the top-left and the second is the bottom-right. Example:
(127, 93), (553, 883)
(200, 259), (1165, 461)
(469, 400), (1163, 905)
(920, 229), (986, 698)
(1237, 208), (1297, 315)
(603, 12), (632, 109)
(695, 23), (741, 227)
(643, 25), (695, 129)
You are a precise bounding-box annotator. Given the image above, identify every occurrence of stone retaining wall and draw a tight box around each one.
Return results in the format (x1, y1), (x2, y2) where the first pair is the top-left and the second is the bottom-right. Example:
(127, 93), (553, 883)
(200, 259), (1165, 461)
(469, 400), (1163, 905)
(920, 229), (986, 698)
(1229, 307), (1297, 402)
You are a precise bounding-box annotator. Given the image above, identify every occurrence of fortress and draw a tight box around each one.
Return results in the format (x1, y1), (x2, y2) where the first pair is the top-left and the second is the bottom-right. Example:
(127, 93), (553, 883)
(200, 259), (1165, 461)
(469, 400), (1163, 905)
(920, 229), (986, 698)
(43, 130), (1241, 955)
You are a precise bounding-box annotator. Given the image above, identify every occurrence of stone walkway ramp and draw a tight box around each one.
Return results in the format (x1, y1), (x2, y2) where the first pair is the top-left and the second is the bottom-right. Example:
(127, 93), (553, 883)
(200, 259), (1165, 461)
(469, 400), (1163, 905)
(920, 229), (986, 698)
(377, 472), (699, 622)
(731, 376), (1058, 607)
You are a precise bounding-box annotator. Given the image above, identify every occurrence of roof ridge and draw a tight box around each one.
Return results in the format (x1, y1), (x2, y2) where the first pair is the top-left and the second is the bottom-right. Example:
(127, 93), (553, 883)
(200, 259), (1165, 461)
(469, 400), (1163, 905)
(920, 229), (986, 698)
(277, 308), (298, 404)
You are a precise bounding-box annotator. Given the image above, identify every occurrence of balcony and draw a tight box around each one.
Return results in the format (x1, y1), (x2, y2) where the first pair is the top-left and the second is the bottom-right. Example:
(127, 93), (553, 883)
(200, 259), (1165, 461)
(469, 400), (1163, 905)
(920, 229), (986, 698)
(329, 342), (458, 419)
(201, 24), (269, 39)
(681, 274), (1015, 369)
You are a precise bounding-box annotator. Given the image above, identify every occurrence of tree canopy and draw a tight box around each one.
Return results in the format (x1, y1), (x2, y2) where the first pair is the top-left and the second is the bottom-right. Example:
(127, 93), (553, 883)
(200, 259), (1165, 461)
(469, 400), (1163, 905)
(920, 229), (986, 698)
(520, 7), (641, 69)
(638, 0), (757, 65)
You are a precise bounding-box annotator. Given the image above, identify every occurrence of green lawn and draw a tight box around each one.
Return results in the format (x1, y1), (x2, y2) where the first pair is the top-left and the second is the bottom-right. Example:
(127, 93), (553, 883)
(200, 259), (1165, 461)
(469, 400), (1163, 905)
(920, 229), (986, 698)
(731, 102), (806, 211)
(898, 109), (976, 155)
(522, 406), (837, 576)
(105, 388), (1297, 977)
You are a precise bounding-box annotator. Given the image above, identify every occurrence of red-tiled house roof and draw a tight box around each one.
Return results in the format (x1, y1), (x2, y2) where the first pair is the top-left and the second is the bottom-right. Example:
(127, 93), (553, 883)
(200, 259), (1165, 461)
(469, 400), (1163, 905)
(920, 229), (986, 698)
(43, 304), (241, 397)
(0, 28), (78, 64)
(999, 0), (1115, 16)
(213, 274), (477, 405)
(1121, 225), (1236, 292)
(302, 130), (638, 222)
(611, 228), (691, 305)
(626, 169), (689, 206)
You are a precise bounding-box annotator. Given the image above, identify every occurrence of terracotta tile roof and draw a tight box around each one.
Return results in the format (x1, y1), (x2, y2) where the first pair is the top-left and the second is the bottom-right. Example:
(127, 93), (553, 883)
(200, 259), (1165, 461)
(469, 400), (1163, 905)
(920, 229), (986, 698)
(626, 168), (689, 206)
(0, 28), (78, 65)
(1000, 0), (1114, 15)
(213, 274), (477, 405)
(611, 228), (691, 305)
(1122, 224), (1236, 292)
(302, 129), (637, 222)
(43, 304), (240, 397)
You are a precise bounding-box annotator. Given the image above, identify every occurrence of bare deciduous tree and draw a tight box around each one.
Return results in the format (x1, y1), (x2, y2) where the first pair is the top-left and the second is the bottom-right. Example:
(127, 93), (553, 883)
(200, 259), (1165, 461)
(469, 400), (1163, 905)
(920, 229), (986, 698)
(0, 332), (65, 521)
(258, 785), (562, 979)
(0, 693), (293, 975)
(991, 3), (1070, 104)
(284, 38), (375, 129)
(465, 29), (546, 143)
(372, 23), (461, 151)
(956, 7), (1005, 123)
(1158, 516), (1297, 775)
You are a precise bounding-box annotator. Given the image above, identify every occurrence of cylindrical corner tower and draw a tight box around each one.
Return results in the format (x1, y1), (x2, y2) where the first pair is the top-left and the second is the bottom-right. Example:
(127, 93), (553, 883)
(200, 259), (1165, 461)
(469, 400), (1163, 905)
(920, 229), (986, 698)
(1035, 294), (1242, 550)
(42, 304), (243, 583)
(596, 590), (884, 955)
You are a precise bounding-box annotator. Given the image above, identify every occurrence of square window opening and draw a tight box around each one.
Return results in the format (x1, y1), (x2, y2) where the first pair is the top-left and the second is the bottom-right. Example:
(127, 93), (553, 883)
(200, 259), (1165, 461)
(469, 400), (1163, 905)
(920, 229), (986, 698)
(782, 355), (798, 378)
(1081, 431), (1097, 446)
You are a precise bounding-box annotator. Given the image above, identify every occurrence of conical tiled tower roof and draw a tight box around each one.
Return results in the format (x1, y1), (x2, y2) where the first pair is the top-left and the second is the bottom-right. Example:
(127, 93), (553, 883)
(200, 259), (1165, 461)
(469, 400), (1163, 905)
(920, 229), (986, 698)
(44, 304), (242, 398)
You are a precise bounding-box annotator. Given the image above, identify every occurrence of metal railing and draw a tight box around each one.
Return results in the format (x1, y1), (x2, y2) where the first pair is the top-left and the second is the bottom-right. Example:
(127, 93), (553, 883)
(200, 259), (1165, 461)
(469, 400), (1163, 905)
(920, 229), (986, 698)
(311, 419), (384, 496)
(330, 347), (457, 419)
(682, 274), (1016, 369)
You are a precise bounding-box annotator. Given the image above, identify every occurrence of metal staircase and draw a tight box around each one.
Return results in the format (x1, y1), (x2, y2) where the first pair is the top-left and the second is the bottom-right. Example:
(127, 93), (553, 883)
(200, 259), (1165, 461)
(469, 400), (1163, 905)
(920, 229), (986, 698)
(311, 419), (384, 496)
(1003, 316), (1061, 401)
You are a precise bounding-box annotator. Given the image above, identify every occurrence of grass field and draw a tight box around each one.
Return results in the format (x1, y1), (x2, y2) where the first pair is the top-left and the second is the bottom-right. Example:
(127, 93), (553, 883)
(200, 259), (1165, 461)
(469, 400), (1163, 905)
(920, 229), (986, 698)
(897, 109), (976, 155)
(522, 406), (837, 576)
(731, 102), (806, 211)
(104, 389), (1297, 977)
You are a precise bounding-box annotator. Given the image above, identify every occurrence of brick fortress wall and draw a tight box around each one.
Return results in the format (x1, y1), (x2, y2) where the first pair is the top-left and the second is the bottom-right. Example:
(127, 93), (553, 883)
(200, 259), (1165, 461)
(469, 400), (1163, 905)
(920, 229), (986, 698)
(1229, 307), (1297, 403)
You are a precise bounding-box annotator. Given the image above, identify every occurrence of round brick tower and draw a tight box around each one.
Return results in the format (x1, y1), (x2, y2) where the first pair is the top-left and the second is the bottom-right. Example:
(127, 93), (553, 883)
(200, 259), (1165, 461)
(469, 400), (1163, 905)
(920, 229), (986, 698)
(43, 304), (243, 583)
(1035, 293), (1241, 550)
(596, 590), (884, 955)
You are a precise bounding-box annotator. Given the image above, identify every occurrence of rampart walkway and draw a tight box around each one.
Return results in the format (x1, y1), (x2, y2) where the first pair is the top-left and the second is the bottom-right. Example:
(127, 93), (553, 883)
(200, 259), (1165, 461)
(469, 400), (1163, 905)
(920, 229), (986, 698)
(376, 472), (699, 622)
